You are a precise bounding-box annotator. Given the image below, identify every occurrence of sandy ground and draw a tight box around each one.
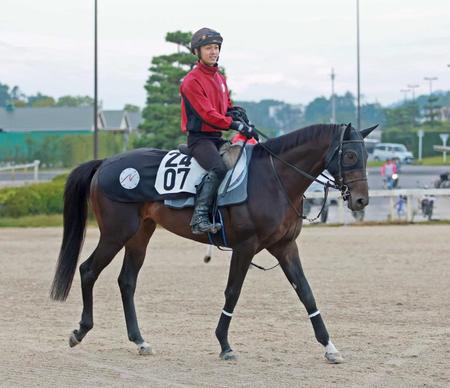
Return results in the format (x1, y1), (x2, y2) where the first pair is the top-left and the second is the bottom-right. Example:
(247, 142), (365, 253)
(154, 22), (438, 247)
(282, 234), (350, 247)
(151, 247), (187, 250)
(0, 224), (449, 387)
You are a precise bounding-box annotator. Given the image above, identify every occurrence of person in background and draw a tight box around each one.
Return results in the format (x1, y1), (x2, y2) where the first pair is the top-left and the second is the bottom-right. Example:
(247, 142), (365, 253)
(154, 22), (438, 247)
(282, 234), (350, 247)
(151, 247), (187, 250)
(380, 158), (398, 189)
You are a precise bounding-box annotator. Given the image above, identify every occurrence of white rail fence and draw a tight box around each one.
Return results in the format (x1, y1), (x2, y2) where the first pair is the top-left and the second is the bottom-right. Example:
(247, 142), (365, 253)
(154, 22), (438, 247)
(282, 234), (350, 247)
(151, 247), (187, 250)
(306, 188), (450, 223)
(0, 160), (41, 185)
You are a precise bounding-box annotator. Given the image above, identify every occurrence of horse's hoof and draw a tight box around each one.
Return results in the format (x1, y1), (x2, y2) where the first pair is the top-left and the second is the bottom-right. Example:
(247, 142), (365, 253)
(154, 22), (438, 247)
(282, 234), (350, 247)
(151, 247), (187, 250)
(69, 331), (81, 348)
(220, 350), (237, 361)
(138, 342), (154, 356)
(325, 351), (344, 364)
(203, 255), (211, 263)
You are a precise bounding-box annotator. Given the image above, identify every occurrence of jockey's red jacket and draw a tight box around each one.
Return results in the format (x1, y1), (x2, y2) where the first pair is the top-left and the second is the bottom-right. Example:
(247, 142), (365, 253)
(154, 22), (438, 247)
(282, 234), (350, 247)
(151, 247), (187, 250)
(180, 61), (233, 134)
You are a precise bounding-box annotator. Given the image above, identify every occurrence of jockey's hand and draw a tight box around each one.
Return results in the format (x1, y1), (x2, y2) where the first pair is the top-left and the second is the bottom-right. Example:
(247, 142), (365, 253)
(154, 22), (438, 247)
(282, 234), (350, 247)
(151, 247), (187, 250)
(226, 106), (250, 125)
(230, 121), (259, 141)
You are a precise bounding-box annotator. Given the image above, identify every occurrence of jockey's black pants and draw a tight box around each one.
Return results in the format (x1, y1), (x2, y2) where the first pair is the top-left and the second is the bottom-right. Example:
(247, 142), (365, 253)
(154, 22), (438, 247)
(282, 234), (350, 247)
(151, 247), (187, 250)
(187, 133), (228, 181)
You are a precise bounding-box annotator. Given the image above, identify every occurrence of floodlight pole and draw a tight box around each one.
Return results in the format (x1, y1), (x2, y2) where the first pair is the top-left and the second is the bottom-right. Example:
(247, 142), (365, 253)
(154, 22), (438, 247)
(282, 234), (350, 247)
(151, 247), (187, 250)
(93, 0), (99, 159)
(330, 68), (336, 124)
(356, 0), (361, 129)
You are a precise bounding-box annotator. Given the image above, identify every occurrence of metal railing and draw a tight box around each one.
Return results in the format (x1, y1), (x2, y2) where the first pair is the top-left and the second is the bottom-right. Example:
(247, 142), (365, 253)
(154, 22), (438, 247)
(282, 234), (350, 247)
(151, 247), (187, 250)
(0, 160), (41, 183)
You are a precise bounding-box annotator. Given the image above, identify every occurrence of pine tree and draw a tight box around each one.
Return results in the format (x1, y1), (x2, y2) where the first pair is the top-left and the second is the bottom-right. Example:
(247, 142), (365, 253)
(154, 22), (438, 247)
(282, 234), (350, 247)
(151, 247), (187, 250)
(136, 31), (197, 150)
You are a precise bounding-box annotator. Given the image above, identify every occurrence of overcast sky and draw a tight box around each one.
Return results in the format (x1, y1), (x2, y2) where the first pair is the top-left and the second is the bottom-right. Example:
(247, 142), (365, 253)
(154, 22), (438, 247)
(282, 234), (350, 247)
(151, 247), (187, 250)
(1, 0), (449, 109)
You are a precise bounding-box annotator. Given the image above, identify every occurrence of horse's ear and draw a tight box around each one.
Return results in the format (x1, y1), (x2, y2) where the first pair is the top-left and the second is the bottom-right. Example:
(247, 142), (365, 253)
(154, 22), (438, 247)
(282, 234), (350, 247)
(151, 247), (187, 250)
(360, 124), (379, 138)
(344, 122), (352, 139)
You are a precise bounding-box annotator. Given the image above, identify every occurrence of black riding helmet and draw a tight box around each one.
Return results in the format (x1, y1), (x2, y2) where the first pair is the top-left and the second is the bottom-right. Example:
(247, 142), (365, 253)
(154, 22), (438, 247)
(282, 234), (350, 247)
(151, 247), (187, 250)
(190, 28), (223, 55)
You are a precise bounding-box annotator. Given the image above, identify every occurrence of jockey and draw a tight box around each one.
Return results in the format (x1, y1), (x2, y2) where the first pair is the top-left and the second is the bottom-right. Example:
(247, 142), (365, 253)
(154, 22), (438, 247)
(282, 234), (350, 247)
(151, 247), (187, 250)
(180, 27), (258, 234)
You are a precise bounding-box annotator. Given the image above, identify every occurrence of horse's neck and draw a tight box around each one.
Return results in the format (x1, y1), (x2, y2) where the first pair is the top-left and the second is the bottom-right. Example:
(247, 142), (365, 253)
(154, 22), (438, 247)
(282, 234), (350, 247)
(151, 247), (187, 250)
(277, 137), (331, 198)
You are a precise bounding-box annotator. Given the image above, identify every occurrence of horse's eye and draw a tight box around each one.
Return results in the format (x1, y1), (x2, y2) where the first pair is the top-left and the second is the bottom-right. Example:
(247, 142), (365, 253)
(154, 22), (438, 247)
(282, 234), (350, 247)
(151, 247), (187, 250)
(343, 151), (358, 166)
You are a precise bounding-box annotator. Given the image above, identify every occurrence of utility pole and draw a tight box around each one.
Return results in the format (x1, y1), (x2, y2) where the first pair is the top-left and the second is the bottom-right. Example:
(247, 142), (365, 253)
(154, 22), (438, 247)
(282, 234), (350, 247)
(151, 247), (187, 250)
(93, 0), (99, 159)
(424, 76), (438, 95)
(424, 76), (438, 123)
(407, 84), (420, 102)
(400, 89), (411, 104)
(356, 0), (361, 129)
(407, 84), (420, 126)
(330, 68), (336, 124)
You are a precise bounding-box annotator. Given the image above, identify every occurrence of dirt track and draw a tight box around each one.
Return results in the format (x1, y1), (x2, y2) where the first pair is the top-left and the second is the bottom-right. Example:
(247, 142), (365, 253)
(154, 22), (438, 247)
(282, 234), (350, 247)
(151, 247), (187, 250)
(1, 225), (449, 387)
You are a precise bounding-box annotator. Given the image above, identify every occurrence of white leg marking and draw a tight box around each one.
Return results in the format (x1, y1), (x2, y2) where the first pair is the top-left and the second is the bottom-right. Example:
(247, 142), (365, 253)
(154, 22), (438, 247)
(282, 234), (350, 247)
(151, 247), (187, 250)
(326, 341), (338, 354)
(222, 310), (233, 317)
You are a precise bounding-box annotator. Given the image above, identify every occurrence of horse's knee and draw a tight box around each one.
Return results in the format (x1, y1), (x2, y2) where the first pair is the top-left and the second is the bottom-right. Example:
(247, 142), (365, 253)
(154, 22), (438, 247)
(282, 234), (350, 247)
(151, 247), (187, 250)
(79, 260), (91, 276)
(79, 265), (97, 287)
(118, 276), (136, 296)
(224, 287), (240, 302)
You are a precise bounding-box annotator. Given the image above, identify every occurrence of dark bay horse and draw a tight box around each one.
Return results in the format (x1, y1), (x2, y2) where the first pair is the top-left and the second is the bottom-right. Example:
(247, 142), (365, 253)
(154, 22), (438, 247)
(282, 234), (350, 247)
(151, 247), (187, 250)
(50, 123), (376, 363)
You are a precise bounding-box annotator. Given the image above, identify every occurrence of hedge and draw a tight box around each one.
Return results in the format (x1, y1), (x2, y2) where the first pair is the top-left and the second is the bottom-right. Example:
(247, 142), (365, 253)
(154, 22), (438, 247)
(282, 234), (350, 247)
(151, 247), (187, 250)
(0, 176), (65, 218)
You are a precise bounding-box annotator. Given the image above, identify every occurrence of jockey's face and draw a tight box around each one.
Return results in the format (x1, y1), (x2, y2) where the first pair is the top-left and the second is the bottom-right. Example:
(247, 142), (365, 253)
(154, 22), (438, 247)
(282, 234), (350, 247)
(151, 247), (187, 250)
(197, 44), (220, 66)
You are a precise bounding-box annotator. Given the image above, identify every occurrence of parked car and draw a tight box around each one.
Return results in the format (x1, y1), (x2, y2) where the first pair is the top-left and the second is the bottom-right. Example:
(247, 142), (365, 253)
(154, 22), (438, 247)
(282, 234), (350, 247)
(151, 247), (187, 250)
(372, 143), (414, 163)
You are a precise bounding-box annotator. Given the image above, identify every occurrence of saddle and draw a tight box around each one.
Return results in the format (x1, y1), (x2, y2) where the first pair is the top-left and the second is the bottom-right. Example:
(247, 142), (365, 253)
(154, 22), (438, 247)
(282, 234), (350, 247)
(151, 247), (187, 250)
(178, 142), (244, 169)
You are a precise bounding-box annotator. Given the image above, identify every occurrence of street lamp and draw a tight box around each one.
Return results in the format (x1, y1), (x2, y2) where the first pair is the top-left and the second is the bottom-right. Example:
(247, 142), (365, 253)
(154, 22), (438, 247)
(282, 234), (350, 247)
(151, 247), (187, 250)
(330, 68), (336, 124)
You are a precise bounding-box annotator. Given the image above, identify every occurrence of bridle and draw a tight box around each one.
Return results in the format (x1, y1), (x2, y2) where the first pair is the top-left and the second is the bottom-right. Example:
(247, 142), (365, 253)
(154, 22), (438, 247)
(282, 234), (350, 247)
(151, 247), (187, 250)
(254, 124), (367, 220)
(324, 123), (368, 201)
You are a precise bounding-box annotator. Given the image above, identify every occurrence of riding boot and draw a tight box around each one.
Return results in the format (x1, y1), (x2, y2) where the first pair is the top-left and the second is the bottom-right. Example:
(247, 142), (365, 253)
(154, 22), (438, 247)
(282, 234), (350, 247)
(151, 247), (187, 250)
(190, 171), (222, 235)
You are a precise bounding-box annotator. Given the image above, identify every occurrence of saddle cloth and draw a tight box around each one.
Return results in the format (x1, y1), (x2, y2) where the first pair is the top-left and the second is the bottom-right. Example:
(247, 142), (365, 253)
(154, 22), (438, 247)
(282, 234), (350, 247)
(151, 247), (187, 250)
(97, 145), (254, 207)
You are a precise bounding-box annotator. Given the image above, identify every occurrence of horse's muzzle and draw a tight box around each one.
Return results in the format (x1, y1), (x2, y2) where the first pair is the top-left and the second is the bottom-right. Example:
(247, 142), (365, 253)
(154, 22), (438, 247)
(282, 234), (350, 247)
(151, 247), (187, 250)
(349, 195), (369, 211)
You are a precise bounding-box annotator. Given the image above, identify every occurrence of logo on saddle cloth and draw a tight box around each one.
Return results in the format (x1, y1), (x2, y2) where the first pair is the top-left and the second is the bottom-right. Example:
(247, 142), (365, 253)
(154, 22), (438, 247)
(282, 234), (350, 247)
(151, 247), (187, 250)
(155, 145), (248, 196)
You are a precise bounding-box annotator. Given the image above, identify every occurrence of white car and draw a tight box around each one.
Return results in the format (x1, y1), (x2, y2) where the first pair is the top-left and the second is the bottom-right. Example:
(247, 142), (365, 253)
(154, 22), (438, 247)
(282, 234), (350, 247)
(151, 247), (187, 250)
(372, 143), (414, 163)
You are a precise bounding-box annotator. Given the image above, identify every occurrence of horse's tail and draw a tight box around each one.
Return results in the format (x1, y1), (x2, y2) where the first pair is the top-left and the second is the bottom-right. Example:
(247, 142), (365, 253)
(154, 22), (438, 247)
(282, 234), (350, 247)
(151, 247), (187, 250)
(50, 159), (103, 301)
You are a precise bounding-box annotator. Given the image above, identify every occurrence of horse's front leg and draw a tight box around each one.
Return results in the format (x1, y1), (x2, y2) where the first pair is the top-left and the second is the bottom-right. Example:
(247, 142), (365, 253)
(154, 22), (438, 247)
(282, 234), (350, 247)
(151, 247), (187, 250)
(215, 245), (254, 360)
(268, 241), (343, 364)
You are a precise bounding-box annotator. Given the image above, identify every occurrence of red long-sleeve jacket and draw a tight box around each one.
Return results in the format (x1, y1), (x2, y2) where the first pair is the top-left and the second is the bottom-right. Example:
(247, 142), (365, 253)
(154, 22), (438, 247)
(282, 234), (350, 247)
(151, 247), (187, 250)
(180, 61), (233, 133)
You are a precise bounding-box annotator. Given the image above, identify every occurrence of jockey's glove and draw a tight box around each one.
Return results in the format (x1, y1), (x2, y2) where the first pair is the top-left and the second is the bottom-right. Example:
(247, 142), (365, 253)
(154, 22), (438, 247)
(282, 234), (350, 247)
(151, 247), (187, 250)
(226, 106), (250, 124)
(230, 121), (259, 141)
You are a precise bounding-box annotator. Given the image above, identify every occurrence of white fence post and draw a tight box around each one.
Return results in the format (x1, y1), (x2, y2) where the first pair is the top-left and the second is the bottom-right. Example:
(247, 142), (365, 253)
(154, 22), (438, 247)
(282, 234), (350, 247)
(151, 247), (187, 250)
(407, 194), (413, 222)
(33, 160), (40, 181)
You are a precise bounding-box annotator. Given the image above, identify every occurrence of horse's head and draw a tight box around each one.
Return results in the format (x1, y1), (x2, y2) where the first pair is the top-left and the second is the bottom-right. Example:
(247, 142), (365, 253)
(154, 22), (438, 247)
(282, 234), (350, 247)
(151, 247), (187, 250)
(325, 123), (377, 211)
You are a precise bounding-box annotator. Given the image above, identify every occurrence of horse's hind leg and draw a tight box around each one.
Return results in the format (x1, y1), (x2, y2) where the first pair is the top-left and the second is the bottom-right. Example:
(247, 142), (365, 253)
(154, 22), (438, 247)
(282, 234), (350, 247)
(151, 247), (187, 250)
(118, 220), (156, 355)
(69, 236), (125, 347)
(268, 241), (343, 364)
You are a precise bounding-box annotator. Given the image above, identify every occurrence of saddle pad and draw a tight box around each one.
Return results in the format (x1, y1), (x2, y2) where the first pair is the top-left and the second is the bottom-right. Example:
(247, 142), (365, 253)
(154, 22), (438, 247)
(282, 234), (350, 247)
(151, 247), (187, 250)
(97, 148), (188, 203)
(164, 145), (254, 209)
(96, 145), (254, 205)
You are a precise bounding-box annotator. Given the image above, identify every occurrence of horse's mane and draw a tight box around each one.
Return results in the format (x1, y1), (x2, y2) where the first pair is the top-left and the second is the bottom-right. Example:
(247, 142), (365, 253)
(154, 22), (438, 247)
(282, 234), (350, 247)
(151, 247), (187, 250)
(253, 124), (341, 157)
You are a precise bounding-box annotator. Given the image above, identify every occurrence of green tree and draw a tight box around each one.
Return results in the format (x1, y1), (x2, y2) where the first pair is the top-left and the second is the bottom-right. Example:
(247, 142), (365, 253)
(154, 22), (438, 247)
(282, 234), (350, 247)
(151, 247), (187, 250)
(124, 104), (140, 112)
(27, 92), (56, 107)
(55, 95), (94, 107)
(0, 82), (11, 107)
(136, 31), (197, 150)
(10, 86), (27, 108)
